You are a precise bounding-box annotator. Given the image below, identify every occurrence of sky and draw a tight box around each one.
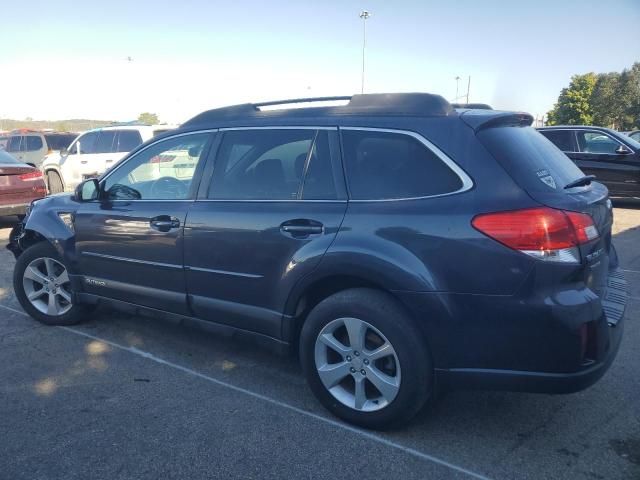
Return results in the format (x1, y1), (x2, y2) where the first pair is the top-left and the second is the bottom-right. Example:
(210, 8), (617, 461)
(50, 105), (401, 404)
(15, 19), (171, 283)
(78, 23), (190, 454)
(0, 0), (638, 124)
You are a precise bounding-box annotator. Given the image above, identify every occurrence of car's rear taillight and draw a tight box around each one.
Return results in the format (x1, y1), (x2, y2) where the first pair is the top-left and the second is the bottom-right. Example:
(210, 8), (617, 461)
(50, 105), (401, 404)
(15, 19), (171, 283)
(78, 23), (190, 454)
(19, 170), (43, 181)
(472, 207), (599, 263)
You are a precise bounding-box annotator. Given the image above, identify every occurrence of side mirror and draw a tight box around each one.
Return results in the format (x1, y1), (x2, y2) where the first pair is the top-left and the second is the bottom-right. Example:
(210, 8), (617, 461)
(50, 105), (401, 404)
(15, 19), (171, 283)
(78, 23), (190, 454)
(60, 147), (68, 156)
(74, 178), (100, 202)
(615, 145), (632, 155)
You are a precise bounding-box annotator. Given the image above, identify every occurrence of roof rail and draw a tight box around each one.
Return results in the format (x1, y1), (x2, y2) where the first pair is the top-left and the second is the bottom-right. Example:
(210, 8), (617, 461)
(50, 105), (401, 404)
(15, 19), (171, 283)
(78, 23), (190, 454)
(183, 93), (454, 126)
(254, 96), (352, 109)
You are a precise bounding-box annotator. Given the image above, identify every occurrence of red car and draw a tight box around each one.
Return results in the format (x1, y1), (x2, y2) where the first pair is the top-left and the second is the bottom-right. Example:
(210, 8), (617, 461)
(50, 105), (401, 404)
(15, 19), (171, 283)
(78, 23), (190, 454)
(0, 149), (47, 217)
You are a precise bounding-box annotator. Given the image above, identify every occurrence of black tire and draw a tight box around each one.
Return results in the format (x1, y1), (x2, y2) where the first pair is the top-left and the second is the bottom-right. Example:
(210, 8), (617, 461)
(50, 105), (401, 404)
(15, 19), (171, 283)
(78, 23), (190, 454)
(300, 288), (432, 429)
(13, 241), (89, 325)
(46, 170), (64, 194)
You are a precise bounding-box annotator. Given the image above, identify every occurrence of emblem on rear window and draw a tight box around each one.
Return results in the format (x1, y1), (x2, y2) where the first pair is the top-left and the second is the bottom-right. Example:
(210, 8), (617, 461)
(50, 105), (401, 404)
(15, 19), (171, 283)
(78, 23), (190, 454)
(536, 169), (556, 189)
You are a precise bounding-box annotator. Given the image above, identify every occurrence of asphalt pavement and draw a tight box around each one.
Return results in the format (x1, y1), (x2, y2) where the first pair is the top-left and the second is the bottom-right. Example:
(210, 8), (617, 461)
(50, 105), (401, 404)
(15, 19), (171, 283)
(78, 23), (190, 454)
(0, 205), (639, 480)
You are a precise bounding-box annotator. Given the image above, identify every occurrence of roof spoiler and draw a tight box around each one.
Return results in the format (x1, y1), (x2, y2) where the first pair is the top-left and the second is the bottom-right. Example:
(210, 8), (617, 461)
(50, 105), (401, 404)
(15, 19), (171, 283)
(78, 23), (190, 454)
(460, 110), (533, 132)
(452, 103), (493, 110)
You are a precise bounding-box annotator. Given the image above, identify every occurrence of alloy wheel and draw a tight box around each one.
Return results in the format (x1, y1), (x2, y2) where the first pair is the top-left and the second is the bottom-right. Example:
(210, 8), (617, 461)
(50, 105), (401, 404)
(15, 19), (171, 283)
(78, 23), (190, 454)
(22, 257), (73, 316)
(314, 317), (401, 412)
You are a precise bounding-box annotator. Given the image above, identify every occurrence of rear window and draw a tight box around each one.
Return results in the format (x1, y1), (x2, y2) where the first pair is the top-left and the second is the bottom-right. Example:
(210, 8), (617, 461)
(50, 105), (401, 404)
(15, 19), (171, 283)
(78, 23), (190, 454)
(478, 126), (584, 192)
(44, 134), (76, 151)
(6, 136), (22, 152)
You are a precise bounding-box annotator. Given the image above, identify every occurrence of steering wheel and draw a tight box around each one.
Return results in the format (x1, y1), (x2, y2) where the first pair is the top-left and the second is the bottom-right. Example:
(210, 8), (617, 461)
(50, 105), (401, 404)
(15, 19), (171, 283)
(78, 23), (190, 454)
(149, 176), (188, 199)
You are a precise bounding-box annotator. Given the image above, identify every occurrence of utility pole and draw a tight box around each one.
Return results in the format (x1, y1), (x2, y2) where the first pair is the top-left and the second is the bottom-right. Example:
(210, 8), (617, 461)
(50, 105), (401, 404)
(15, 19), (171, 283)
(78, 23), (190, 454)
(455, 76), (461, 102)
(466, 76), (471, 104)
(360, 10), (371, 94)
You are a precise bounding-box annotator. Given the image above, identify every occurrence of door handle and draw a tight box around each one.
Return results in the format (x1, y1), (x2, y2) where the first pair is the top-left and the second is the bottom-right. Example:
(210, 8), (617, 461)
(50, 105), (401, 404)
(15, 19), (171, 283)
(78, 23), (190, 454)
(280, 219), (324, 237)
(105, 159), (114, 163)
(150, 216), (180, 232)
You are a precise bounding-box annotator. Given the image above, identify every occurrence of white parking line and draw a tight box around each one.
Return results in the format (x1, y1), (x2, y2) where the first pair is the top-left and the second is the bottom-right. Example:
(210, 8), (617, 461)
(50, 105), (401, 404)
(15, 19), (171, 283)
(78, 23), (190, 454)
(0, 302), (490, 480)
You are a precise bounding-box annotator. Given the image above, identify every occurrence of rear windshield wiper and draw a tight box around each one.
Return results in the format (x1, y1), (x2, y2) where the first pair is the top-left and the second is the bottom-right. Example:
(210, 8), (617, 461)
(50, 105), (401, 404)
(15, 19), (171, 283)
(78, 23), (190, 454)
(564, 175), (596, 189)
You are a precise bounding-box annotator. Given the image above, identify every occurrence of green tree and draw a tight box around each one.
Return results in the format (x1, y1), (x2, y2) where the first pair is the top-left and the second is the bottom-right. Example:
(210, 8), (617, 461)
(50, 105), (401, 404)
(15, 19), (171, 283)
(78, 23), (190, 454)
(617, 62), (640, 130)
(547, 73), (597, 125)
(591, 72), (620, 128)
(137, 112), (159, 124)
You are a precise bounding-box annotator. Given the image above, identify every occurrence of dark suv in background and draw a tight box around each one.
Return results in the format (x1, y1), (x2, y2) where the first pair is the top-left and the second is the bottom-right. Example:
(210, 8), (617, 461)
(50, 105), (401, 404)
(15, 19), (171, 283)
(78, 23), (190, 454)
(8, 94), (626, 429)
(538, 126), (640, 198)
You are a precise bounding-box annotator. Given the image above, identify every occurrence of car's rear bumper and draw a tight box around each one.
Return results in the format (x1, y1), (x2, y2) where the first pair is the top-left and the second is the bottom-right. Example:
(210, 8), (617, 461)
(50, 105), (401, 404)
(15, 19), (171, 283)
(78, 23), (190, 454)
(434, 317), (623, 393)
(0, 203), (28, 216)
(396, 267), (627, 394)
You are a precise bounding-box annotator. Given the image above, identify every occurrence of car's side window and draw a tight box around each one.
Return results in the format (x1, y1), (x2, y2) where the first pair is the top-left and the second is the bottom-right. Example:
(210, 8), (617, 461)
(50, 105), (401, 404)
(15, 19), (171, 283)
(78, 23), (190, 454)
(94, 131), (117, 154)
(115, 130), (143, 152)
(103, 133), (210, 201)
(208, 129), (337, 200)
(539, 130), (576, 152)
(77, 132), (99, 155)
(25, 136), (43, 152)
(576, 131), (623, 155)
(341, 129), (463, 200)
(6, 136), (23, 153)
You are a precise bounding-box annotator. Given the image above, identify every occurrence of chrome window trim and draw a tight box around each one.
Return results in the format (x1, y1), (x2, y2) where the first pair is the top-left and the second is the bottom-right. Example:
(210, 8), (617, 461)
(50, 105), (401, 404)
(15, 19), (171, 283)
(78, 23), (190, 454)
(540, 128), (635, 155)
(100, 129), (218, 185)
(339, 126), (474, 202)
(194, 199), (347, 204)
(219, 126), (337, 131)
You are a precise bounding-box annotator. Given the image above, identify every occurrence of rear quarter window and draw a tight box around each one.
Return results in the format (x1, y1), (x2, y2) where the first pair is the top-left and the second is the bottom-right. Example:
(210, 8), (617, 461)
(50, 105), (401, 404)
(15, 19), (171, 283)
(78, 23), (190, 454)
(341, 129), (463, 200)
(478, 126), (584, 193)
(25, 136), (44, 151)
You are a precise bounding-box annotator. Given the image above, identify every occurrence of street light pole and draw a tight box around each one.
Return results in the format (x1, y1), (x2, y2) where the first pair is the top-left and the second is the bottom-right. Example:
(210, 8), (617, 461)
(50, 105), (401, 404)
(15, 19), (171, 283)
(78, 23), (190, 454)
(455, 76), (460, 102)
(359, 10), (371, 94)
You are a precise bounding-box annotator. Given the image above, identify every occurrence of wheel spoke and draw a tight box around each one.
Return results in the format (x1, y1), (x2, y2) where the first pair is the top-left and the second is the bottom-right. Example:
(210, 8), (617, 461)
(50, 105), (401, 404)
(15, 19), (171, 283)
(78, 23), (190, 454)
(47, 293), (59, 316)
(367, 342), (393, 361)
(366, 365), (400, 402)
(354, 377), (367, 410)
(344, 318), (367, 351)
(317, 362), (351, 389)
(24, 266), (47, 285)
(44, 258), (55, 277)
(319, 333), (350, 355)
(28, 289), (46, 301)
(57, 289), (72, 303)
(55, 269), (70, 285)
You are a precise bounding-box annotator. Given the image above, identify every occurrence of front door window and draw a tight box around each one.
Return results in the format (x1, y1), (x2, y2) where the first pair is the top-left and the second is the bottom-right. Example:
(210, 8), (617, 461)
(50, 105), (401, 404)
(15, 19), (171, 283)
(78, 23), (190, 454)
(103, 133), (210, 200)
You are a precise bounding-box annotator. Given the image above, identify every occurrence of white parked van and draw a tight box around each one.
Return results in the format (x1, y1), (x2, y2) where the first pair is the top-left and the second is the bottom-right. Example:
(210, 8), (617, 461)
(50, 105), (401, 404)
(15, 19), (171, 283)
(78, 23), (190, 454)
(5, 130), (77, 168)
(42, 124), (176, 193)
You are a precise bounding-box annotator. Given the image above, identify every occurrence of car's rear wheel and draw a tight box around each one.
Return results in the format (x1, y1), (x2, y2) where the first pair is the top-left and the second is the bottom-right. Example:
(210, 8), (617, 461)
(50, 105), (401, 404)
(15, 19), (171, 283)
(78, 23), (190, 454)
(14, 242), (88, 325)
(46, 170), (64, 194)
(300, 288), (432, 429)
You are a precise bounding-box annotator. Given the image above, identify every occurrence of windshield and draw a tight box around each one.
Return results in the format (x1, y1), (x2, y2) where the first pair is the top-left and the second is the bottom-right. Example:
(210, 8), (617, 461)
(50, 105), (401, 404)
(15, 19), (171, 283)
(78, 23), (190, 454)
(622, 132), (640, 150)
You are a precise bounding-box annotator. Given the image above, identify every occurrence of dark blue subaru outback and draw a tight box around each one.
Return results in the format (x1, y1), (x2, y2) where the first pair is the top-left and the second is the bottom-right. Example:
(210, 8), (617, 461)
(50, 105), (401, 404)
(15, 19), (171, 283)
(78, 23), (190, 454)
(8, 93), (627, 429)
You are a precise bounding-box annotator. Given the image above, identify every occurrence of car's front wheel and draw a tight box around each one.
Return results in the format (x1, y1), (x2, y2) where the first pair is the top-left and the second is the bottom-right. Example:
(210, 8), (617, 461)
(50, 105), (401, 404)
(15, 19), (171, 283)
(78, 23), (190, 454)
(46, 170), (64, 194)
(300, 288), (432, 429)
(14, 242), (88, 325)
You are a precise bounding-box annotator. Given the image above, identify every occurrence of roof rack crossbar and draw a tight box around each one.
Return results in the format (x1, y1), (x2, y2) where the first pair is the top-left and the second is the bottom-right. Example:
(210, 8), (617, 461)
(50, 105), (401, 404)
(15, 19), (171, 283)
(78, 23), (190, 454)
(253, 96), (352, 109)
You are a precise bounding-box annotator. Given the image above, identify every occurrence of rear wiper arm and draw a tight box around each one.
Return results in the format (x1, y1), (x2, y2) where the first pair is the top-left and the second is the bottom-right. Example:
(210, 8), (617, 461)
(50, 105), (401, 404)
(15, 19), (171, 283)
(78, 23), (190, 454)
(564, 175), (596, 189)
